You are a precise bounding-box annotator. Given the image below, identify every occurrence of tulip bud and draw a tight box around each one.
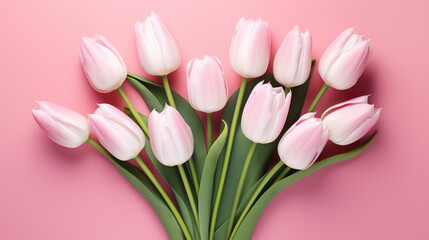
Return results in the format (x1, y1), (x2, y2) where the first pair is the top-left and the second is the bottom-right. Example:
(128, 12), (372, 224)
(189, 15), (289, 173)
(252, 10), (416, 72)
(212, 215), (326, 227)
(321, 95), (381, 145)
(273, 26), (312, 88)
(278, 113), (329, 170)
(318, 28), (372, 90)
(80, 35), (127, 93)
(241, 81), (291, 144)
(230, 17), (271, 78)
(32, 101), (90, 148)
(149, 105), (194, 166)
(186, 55), (228, 113)
(88, 104), (145, 161)
(135, 12), (181, 76)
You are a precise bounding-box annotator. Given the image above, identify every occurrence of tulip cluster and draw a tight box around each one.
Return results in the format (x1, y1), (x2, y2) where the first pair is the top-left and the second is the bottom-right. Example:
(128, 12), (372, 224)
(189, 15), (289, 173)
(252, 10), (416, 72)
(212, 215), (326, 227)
(32, 12), (381, 240)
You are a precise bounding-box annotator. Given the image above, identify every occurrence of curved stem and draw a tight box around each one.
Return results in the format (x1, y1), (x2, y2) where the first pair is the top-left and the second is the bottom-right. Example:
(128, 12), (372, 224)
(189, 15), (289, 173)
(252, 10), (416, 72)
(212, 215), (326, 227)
(87, 139), (191, 240)
(229, 161), (284, 240)
(307, 83), (329, 113)
(178, 164), (200, 231)
(209, 77), (248, 240)
(188, 157), (200, 196)
(135, 156), (192, 240)
(116, 87), (149, 136)
(207, 113), (213, 151)
(225, 142), (257, 239)
(274, 166), (292, 183)
(162, 75), (176, 108)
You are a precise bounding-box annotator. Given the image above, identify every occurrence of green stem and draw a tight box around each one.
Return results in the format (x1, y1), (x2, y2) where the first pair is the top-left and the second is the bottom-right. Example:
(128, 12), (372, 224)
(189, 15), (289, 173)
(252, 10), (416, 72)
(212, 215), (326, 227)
(116, 87), (149, 136)
(225, 142), (257, 239)
(87, 138), (111, 157)
(284, 87), (290, 95)
(274, 166), (292, 183)
(229, 161), (284, 240)
(178, 164), (200, 231)
(207, 113), (213, 151)
(307, 83), (329, 113)
(87, 139), (191, 240)
(162, 75), (176, 108)
(188, 157), (200, 196)
(134, 156), (192, 240)
(209, 77), (248, 240)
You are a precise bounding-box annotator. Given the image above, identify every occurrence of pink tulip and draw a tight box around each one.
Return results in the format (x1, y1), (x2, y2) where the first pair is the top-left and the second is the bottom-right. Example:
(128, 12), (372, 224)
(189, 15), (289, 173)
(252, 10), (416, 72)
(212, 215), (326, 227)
(318, 28), (372, 90)
(149, 105), (194, 166)
(230, 17), (271, 78)
(241, 81), (291, 144)
(187, 55), (228, 113)
(273, 26), (312, 87)
(322, 95), (381, 145)
(88, 104), (145, 161)
(80, 35), (127, 93)
(278, 113), (329, 170)
(135, 12), (181, 76)
(32, 101), (90, 148)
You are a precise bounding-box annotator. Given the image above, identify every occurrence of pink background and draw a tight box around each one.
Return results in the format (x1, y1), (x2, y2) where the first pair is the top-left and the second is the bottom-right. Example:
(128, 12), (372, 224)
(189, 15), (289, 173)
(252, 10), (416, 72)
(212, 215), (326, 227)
(1, 0), (428, 239)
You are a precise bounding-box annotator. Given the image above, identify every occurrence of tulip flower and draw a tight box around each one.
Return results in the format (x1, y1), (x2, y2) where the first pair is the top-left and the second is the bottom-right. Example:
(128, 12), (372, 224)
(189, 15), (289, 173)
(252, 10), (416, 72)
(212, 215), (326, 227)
(318, 28), (372, 90)
(148, 105), (194, 166)
(187, 55), (228, 150)
(322, 95), (381, 145)
(187, 55), (228, 113)
(88, 104), (145, 161)
(212, 18), (271, 236)
(80, 35), (127, 93)
(273, 26), (312, 88)
(278, 113), (329, 170)
(32, 101), (90, 148)
(230, 17), (271, 78)
(241, 81), (291, 144)
(149, 105), (199, 226)
(135, 12), (181, 76)
(226, 80), (292, 238)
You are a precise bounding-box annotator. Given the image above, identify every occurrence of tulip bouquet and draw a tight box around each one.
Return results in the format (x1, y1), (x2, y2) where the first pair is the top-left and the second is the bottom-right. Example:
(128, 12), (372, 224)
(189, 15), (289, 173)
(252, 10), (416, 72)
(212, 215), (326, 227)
(33, 12), (380, 240)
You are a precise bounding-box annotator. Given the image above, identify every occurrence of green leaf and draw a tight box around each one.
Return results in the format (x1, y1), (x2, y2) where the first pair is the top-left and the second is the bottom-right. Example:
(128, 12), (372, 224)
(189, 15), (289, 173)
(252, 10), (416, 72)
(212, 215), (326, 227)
(100, 150), (185, 240)
(127, 73), (207, 179)
(124, 109), (200, 240)
(213, 61), (315, 232)
(232, 133), (378, 240)
(199, 121), (229, 240)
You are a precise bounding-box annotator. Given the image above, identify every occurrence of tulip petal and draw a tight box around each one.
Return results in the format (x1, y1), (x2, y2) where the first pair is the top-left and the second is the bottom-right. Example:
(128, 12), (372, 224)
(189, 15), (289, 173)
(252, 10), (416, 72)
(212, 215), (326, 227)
(135, 12), (181, 76)
(80, 36), (126, 93)
(32, 102), (90, 148)
(337, 108), (381, 145)
(322, 95), (370, 119)
(318, 27), (355, 79)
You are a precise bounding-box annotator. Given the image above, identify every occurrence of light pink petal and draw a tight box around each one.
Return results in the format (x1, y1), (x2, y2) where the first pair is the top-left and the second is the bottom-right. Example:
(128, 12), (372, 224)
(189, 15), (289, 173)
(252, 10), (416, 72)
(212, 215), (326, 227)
(33, 109), (87, 148)
(274, 26), (311, 87)
(323, 103), (375, 143)
(148, 106), (193, 166)
(80, 36), (126, 93)
(318, 27), (355, 80)
(322, 95), (370, 119)
(278, 117), (328, 170)
(88, 114), (142, 161)
(337, 108), (381, 145)
(96, 104), (145, 146)
(135, 12), (181, 76)
(324, 40), (372, 90)
(230, 18), (270, 78)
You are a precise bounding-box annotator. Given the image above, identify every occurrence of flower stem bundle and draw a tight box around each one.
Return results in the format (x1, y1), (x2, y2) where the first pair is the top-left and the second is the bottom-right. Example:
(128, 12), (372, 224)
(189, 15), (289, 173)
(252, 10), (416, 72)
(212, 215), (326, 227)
(33, 12), (380, 240)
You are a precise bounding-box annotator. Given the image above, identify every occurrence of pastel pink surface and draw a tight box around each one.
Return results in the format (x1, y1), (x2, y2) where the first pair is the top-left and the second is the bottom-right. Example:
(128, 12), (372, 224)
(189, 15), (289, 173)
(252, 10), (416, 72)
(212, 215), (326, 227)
(1, 0), (428, 239)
